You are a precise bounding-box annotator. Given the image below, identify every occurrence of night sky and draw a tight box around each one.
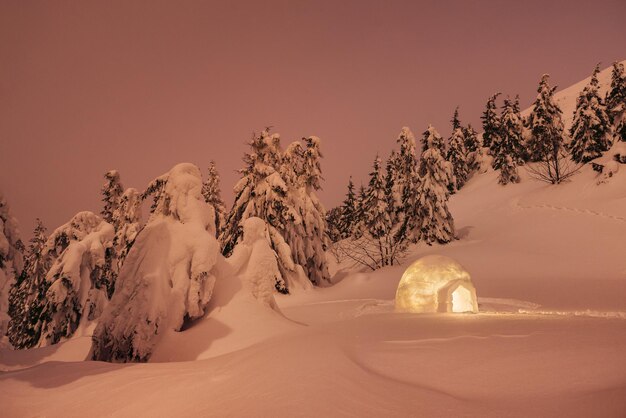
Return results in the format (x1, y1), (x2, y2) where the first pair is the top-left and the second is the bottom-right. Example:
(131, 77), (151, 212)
(1, 0), (625, 235)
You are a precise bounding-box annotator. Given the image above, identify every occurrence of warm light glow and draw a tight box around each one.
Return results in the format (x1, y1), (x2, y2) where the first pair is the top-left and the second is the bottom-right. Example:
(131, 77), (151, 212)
(451, 286), (474, 313)
(395, 255), (478, 314)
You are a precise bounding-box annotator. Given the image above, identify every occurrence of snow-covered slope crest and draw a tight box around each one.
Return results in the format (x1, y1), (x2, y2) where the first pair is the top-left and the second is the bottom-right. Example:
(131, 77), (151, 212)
(92, 163), (220, 363)
(522, 60), (626, 129)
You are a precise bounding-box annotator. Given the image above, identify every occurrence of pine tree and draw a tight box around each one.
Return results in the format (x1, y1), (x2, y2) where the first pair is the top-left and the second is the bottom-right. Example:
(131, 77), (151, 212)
(325, 207), (342, 243)
(111, 188), (142, 280)
(421, 125), (454, 192)
(0, 192), (23, 344)
(481, 93), (501, 150)
(526, 74), (579, 184)
(606, 61), (626, 142)
(101, 171), (124, 224)
(569, 65), (613, 163)
(451, 106), (462, 131)
(527, 74), (566, 162)
(497, 154), (520, 185)
(406, 125), (456, 244)
(8, 219), (51, 348)
(289, 136), (330, 286)
(498, 96), (527, 165)
(37, 211), (114, 346)
(221, 128), (294, 293)
(202, 161), (226, 237)
(361, 156), (399, 266)
(446, 127), (469, 191)
(392, 127), (420, 242)
(353, 185), (367, 239)
(463, 124), (484, 173)
(338, 178), (357, 239)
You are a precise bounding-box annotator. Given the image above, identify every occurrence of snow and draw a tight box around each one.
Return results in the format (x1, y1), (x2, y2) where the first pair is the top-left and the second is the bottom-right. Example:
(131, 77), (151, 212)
(2, 73), (626, 416)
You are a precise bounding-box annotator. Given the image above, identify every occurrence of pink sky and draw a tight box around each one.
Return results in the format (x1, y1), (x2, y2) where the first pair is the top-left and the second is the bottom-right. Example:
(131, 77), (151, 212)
(1, 0), (625, 235)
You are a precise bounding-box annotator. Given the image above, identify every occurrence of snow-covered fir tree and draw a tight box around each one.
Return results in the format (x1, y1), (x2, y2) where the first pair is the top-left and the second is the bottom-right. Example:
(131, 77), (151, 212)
(451, 106), (462, 131)
(338, 178), (357, 239)
(353, 185), (367, 239)
(492, 98), (523, 185)
(0, 192), (23, 344)
(498, 96), (527, 165)
(7, 219), (51, 349)
(391, 127), (420, 242)
(481, 93), (501, 150)
(422, 125), (455, 192)
(221, 129), (317, 291)
(325, 206), (342, 243)
(37, 211), (114, 346)
(292, 136), (330, 285)
(446, 127), (469, 191)
(463, 124), (484, 172)
(111, 188), (142, 278)
(221, 129), (293, 292)
(92, 163), (220, 362)
(202, 160), (226, 236)
(606, 61), (626, 142)
(362, 156), (401, 266)
(406, 126), (456, 244)
(527, 74), (566, 162)
(569, 65), (613, 163)
(101, 171), (124, 224)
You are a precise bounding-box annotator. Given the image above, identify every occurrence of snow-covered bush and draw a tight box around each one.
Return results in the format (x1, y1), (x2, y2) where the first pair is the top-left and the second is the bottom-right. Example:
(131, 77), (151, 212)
(227, 217), (289, 309)
(37, 211), (114, 346)
(92, 163), (220, 363)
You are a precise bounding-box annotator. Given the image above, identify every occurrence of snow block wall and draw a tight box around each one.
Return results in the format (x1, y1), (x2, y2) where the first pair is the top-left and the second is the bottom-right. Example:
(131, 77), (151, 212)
(92, 163), (220, 363)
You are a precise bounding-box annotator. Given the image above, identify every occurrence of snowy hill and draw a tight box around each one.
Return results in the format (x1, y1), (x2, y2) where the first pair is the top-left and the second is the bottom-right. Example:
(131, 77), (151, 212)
(2, 69), (626, 417)
(521, 60), (626, 129)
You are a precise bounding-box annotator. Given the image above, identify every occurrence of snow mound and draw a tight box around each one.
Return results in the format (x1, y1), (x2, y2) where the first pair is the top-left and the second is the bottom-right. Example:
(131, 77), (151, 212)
(92, 163), (220, 362)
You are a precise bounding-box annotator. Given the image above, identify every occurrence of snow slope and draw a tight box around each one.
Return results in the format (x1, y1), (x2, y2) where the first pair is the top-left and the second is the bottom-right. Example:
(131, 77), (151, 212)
(2, 68), (626, 417)
(521, 60), (625, 129)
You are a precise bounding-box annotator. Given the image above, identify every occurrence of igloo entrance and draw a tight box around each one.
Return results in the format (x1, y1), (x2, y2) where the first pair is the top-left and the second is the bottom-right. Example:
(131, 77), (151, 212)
(451, 285), (474, 313)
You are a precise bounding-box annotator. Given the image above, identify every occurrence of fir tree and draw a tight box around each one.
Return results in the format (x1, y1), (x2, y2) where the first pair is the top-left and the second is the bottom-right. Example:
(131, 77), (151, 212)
(446, 127), (469, 191)
(497, 154), (520, 185)
(221, 128), (293, 292)
(338, 178), (357, 239)
(606, 61), (626, 142)
(325, 207), (342, 243)
(481, 93), (501, 150)
(392, 127), (419, 241)
(353, 185), (367, 239)
(451, 106), (462, 131)
(569, 64), (613, 163)
(527, 74), (566, 162)
(111, 188), (142, 278)
(37, 212), (114, 346)
(463, 124), (484, 173)
(405, 125), (455, 244)
(526, 75), (580, 184)
(290, 136), (330, 286)
(422, 125), (454, 191)
(498, 96), (527, 164)
(0, 192), (23, 343)
(202, 161), (226, 236)
(101, 171), (124, 224)
(8, 219), (51, 348)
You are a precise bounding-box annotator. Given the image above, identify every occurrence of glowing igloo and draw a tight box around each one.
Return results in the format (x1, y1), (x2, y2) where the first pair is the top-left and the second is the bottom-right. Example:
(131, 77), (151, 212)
(395, 255), (478, 313)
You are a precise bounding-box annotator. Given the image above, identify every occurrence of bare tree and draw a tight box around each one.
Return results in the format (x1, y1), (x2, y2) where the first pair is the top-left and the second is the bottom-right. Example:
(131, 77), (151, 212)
(526, 148), (582, 184)
(332, 234), (408, 271)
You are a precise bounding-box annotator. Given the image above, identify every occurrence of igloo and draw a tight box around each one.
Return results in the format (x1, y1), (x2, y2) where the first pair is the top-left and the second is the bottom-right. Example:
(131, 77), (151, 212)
(395, 255), (478, 313)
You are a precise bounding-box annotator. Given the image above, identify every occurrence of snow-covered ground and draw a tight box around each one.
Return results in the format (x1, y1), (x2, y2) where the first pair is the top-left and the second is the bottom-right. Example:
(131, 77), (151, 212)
(2, 163), (625, 417)
(1, 64), (626, 416)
